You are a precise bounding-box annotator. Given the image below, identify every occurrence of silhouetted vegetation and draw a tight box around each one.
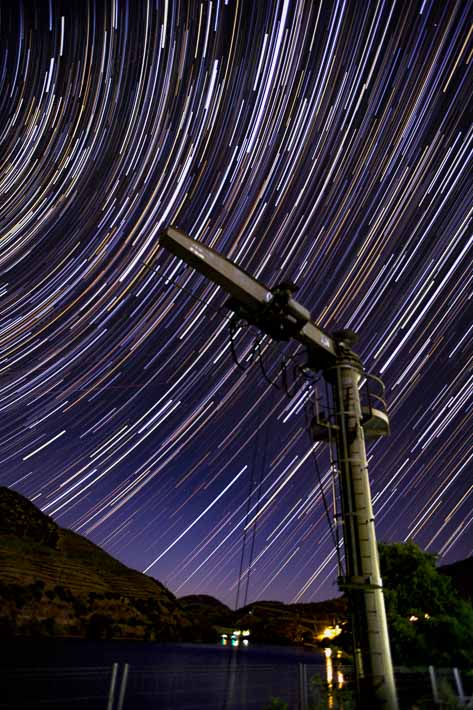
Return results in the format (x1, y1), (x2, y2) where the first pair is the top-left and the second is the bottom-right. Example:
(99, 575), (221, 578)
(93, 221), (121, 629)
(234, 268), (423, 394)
(335, 542), (473, 669)
(379, 542), (473, 668)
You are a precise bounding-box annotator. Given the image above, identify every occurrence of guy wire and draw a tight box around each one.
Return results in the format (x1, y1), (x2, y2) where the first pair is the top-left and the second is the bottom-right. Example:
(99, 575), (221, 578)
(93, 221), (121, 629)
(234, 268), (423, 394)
(324, 377), (344, 578)
(304, 398), (340, 570)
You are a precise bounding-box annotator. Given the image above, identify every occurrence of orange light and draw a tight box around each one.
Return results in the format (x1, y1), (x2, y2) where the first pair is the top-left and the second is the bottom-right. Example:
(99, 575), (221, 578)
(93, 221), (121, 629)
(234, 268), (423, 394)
(317, 624), (342, 641)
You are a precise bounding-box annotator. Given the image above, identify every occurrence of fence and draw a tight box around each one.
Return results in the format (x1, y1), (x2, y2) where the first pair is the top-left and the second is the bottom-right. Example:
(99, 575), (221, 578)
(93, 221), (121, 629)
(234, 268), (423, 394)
(1, 662), (471, 709)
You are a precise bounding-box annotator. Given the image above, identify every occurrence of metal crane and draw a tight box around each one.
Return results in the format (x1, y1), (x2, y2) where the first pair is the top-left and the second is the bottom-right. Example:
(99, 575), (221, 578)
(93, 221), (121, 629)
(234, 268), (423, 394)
(159, 225), (399, 710)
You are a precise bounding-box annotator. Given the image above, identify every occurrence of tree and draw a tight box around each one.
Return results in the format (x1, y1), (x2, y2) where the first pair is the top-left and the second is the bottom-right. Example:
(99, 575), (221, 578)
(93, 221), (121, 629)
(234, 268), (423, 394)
(86, 613), (114, 640)
(379, 541), (473, 667)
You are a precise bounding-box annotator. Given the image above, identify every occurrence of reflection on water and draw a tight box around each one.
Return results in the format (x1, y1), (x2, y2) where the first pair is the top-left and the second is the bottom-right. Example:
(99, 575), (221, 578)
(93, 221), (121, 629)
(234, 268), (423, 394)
(221, 637), (250, 647)
(324, 647), (345, 708)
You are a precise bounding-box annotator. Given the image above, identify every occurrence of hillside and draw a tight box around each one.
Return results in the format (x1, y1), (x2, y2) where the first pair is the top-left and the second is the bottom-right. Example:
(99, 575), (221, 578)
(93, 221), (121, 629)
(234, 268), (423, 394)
(0, 486), (191, 640)
(178, 595), (348, 646)
(0, 486), (346, 645)
(235, 598), (348, 646)
(179, 594), (236, 641)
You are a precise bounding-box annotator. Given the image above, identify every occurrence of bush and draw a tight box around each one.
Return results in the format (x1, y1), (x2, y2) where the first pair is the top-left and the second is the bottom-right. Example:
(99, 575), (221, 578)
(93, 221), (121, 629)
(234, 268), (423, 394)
(262, 698), (288, 710)
(86, 613), (113, 639)
(0, 616), (15, 637)
(310, 675), (355, 709)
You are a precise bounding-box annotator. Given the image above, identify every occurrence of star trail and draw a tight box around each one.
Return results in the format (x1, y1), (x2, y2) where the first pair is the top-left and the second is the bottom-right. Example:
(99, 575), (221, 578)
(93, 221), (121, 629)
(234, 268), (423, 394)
(0, 0), (471, 608)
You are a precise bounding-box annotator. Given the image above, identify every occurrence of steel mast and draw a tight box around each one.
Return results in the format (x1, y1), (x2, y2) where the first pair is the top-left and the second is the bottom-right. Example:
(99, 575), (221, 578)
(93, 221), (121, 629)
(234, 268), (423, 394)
(158, 226), (399, 710)
(322, 330), (398, 709)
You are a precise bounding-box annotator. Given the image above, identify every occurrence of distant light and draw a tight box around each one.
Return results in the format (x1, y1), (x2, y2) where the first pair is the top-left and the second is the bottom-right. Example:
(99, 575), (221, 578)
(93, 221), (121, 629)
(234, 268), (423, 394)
(317, 624), (342, 641)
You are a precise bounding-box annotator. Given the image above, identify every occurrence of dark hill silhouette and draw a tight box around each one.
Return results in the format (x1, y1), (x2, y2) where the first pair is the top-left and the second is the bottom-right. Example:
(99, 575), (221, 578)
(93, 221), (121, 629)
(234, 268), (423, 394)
(235, 598), (348, 646)
(438, 557), (473, 603)
(0, 485), (59, 548)
(178, 594), (236, 641)
(179, 593), (234, 620)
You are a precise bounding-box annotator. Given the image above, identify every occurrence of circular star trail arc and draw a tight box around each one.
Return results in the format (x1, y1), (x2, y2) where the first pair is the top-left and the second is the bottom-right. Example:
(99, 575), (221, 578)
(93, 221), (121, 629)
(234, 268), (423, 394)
(0, 0), (471, 607)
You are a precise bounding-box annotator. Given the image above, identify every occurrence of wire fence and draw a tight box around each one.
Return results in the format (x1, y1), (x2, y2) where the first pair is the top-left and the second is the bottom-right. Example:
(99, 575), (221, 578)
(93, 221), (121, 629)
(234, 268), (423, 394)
(1, 661), (471, 709)
(1, 665), (113, 708)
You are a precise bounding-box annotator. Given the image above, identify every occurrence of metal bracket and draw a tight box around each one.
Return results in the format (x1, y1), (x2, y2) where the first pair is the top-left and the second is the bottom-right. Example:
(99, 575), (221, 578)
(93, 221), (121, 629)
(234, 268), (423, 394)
(338, 575), (383, 591)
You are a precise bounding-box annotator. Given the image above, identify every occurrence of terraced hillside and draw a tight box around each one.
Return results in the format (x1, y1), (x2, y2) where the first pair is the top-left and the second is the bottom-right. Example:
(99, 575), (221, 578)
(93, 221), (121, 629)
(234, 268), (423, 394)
(0, 486), (191, 639)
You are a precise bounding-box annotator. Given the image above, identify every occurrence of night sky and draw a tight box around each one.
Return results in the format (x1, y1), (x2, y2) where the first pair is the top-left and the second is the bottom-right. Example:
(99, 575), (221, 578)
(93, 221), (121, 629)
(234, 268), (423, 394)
(0, 0), (471, 609)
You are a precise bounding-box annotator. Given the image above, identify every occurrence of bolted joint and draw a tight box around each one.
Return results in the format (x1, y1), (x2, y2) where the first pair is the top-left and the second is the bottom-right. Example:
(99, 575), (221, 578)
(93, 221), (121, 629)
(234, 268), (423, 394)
(338, 574), (384, 591)
(324, 349), (364, 383)
(320, 330), (364, 383)
(333, 329), (358, 348)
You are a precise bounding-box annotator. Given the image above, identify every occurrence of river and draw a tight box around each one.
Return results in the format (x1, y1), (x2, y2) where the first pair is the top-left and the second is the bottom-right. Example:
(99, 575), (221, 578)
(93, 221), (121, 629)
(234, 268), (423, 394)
(2, 640), (335, 709)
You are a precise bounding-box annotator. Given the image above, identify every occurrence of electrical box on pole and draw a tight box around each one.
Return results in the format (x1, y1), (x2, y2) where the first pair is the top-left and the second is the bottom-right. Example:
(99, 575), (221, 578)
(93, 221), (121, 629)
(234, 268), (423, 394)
(158, 226), (399, 710)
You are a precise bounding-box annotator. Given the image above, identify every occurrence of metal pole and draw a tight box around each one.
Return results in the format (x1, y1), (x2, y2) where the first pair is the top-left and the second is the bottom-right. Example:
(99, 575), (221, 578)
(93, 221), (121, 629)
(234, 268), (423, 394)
(429, 665), (439, 704)
(116, 663), (129, 710)
(298, 663), (308, 710)
(326, 332), (398, 710)
(106, 662), (119, 710)
(453, 668), (465, 705)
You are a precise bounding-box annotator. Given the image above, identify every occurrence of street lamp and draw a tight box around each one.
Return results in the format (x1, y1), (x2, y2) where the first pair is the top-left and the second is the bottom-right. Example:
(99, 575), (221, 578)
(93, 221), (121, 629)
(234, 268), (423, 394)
(159, 225), (399, 710)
